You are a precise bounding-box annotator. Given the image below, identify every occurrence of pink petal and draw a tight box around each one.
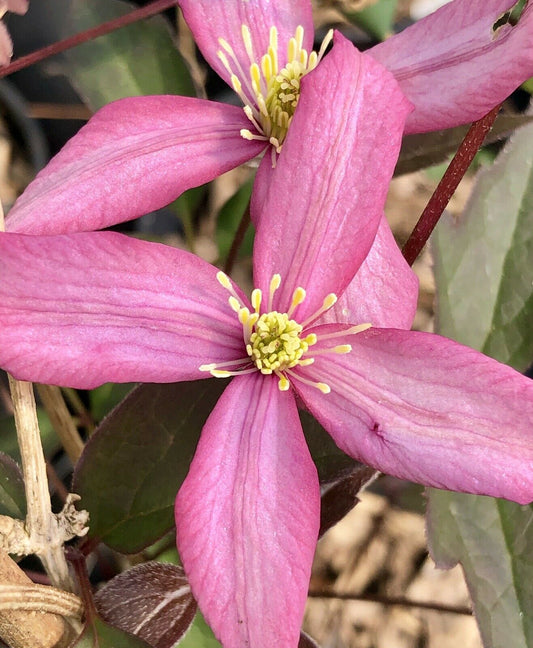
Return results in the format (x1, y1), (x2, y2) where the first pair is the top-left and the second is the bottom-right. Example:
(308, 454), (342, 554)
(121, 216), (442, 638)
(318, 215), (418, 330)
(295, 327), (533, 504)
(6, 96), (264, 234)
(253, 33), (412, 321)
(0, 231), (245, 388)
(4, 0), (28, 14)
(178, 0), (313, 89)
(369, 0), (533, 134)
(176, 373), (319, 648)
(0, 22), (12, 66)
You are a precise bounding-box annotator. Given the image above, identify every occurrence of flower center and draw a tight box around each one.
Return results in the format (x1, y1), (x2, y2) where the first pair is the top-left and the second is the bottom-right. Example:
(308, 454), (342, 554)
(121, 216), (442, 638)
(217, 25), (333, 163)
(199, 272), (371, 393)
(247, 312), (310, 373)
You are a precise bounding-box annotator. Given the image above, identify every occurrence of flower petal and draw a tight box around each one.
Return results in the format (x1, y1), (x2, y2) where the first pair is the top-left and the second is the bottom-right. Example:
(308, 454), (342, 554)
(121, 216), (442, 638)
(253, 33), (412, 321)
(178, 0), (313, 89)
(175, 372), (319, 648)
(318, 215), (418, 330)
(369, 0), (533, 134)
(0, 22), (12, 66)
(5, 0), (28, 14)
(0, 231), (245, 387)
(295, 328), (533, 504)
(6, 96), (264, 234)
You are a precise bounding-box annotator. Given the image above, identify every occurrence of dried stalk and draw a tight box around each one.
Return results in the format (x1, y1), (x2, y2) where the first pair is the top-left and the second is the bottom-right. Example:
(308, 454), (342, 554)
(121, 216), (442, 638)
(36, 385), (84, 464)
(0, 550), (69, 648)
(8, 377), (73, 590)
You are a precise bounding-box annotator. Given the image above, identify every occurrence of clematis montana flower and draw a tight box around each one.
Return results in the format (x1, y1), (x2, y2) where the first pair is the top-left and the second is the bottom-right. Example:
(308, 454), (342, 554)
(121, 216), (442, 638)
(5, 0), (533, 235)
(1, 40), (533, 648)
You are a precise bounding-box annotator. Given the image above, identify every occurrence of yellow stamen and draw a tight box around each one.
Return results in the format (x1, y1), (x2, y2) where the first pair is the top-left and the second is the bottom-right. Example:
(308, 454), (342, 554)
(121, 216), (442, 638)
(287, 286), (306, 318)
(217, 25), (333, 160)
(202, 274), (369, 394)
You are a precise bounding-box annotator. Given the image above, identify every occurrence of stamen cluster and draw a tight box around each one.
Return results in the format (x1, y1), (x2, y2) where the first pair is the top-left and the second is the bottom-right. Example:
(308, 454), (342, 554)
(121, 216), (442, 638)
(218, 25), (333, 162)
(199, 272), (371, 394)
(247, 312), (312, 373)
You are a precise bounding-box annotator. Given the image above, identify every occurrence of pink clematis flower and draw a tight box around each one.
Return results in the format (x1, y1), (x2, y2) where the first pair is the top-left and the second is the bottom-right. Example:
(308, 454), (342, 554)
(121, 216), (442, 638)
(1, 39), (533, 648)
(4, 0), (533, 236)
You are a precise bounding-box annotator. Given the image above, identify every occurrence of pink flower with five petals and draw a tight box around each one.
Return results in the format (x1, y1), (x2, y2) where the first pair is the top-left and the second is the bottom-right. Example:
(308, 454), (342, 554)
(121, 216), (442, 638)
(5, 0), (533, 236)
(1, 40), (533, 648)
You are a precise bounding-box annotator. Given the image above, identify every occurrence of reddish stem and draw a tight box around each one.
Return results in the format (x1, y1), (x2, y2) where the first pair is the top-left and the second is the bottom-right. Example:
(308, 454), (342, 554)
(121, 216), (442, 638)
(66, 546), (98, 621)
(402, 104), (501, 267)
(0, 0), (179, 78)
(224, 204), (251, 275)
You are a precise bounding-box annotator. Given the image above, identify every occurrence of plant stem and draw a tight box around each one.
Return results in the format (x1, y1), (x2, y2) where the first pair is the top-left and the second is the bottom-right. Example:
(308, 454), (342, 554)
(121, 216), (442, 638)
(8, 377), (72, 590)
(0, 0), (179, 78)
(402, 104), (501, 267)
(37, 384), (84, 465)
(0, 584), (83, 618)
(308, 589), (472, 615)
(224, 205), (251, 275)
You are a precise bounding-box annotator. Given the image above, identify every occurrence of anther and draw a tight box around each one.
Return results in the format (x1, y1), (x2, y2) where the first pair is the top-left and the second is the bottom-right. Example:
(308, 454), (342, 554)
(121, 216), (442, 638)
(228, 296), (241, 313)
(241, 24), (254, 62)
(199, 364), (217, 372)
(300, 293), (338, 328)
(251, 288), (262, 313)
(285, 368), (331, 394)
(287, 287), (306, 318)
(334, 344), (352, 354)
(216, 271), (232, 290)
(212, 370), (232, 378)
(277, 373), (290, 391)
(268, 274), (281, 311)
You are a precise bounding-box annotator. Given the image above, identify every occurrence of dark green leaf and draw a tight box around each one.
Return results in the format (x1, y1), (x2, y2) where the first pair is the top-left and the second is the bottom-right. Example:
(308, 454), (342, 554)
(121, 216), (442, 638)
(0, 452), (25, 518)
(300, 409), (358, 484)
(396, 113), (533, 176)
(319, 466), (377, 538)
(343, 0), (398, 41)
(429, 121), (533, 648)
(57, 0), (195, 111)
(73, 380), (226, 553)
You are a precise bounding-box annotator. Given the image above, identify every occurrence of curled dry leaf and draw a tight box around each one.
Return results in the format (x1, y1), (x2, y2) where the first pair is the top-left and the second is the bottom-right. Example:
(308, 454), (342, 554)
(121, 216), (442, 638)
(94, 562), (197, 648)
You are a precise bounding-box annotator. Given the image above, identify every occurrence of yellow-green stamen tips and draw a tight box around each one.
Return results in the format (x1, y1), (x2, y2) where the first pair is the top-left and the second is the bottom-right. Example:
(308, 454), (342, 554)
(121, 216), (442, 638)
(217, 25), (333, 162)
(247, 311), (313, 374)
(202, 274), (371, 393)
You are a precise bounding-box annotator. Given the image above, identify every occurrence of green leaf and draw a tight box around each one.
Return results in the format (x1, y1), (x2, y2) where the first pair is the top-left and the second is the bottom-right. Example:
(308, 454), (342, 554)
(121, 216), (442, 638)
(215, 176), (255, 263)
(71, 617), (152, 648)
(0, 452), (25, 518)
(57, 0), (195, 111)
(396, 113), (533, 176)
(89, 383), (137, 423)
(343, 0), (398, 41)
(179, 611), (222, 648)
(73, 380), (226, 553)
(433, 124), (533, 371)
(429, 122), (533, 648)
(0, 410), (59, 462)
